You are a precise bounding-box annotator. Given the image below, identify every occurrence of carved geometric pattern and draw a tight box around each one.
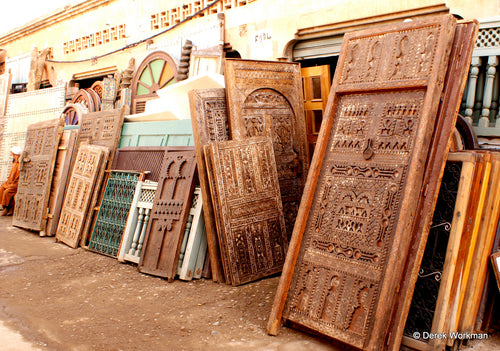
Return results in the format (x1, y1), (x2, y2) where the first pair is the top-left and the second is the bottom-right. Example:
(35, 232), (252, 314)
(205, 137), (288, 286)
(63, 24), (126, 55)
(111, 146), (169, 182)
(272, 15), (457, 350)
(88, 171), (141, 257)
(189, 88), (229, 283)
(13, 118), (64, 232)
(0, 85), (66, 182)
(476, 27), (500, 48)
(75, 107), (126, 246)
(55, 144), (108, 248)
(138, 148), (197, 282)
(225, 59), (309, 239)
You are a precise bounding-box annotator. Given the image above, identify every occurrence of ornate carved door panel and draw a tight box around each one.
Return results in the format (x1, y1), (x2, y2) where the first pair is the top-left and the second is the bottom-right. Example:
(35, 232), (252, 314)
(189, 88), (229, 283)
(301, 65), (331, 161)
(138, 148), (197, 282)
(75, 107), (126, 247)
(55, 144), (108, 248)
(46, 129), (78, 237)
(224, 59), (309, 238)
(268, 15), (457, 350)
(13, 118), (64, 232)
(388, 20), (478, 350)
(205, 137), (288, 286)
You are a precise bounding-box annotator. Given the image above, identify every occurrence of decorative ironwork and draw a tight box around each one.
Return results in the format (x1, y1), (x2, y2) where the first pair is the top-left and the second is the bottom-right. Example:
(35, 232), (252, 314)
(88, 171), (142, 257)
(404, 161), (462, 340)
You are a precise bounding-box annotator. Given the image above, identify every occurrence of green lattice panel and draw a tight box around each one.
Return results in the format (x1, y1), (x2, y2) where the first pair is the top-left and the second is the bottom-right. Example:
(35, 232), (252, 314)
(88, 170), (141, 257)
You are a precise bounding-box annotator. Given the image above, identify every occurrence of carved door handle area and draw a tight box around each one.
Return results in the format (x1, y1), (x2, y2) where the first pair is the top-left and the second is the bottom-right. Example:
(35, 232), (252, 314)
(363, 138), (374, 160)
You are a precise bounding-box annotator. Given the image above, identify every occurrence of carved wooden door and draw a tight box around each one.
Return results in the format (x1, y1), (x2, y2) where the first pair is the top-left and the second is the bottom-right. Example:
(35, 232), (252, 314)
(224, 59), (309, 238)
(138, 148), (197, 282)
(268, 15), (457, 350)
(75, 107), (126, 246)
(205, 137), (288, 286)
(301, 65), (331, 160)
(56, 144), (108, 248)
(189, 88), (229, 283)
(13, 118), (64, 232)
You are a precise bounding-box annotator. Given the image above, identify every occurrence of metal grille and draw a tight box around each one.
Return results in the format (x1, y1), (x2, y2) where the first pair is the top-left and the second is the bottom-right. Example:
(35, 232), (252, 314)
(88, 171), (141, 257)
(404, 161), (462, 340)
(112, 147), (167, 182)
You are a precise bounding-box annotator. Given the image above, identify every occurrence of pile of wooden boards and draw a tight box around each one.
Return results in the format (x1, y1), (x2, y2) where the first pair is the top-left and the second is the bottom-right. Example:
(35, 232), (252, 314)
(403, 151), (500, 350)
(188, 59), (310, 286)
(266, 15), (483, 351)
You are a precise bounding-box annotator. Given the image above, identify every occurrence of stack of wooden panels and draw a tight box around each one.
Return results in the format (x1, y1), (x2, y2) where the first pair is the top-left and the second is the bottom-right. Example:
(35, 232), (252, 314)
(267, 15), (478, 351)
(402, 151), (500, 350)
(188, 59), (310, 286)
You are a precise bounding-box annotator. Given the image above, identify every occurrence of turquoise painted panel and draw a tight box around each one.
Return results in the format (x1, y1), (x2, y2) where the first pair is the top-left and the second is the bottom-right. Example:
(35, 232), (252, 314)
(118, 120), (194, 147)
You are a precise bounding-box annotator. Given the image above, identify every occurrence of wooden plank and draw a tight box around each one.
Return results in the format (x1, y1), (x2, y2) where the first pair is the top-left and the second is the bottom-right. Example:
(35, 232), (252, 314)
(118, 120), (194, 147)
(390, 20), (478, 350)
(55, 144), (108, 248)
(193, 219), (208, 279)
(13, 117), (64, 232)
(178, 187), (205, 281)
(267, 15), (456, 351)
(138, 148), (197, 282)
(454, 152), (492, 335)
(189, 88), (229, 283)
(225, 59), (309, 239)
(205, 136), (288, 286)
(46, 129), (78, 237)
(459, 152), (500, 333)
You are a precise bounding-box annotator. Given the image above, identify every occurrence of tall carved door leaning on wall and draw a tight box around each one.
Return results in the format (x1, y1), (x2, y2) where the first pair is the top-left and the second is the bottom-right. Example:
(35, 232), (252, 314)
(301, 65), (331, 161)
(138, 148), (197, 282)
(267, 15), (457, 351)
(13, 118), (64, 233)
(224, 59), (309, 239)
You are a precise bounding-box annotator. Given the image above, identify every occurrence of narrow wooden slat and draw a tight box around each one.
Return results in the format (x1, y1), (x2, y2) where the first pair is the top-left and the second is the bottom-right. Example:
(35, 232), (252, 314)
(46, 129), (78, 237)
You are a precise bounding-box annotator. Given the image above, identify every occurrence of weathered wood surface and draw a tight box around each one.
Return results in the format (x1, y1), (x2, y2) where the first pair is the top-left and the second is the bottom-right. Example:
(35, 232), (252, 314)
(267, 15), (457, 351)
(46, 129), (78, 237)
(189, 88), (229, 283)
(205, 137), (288, 286)
(459, 152), (500, 333)
(390, 20), (478, 350)
(138, 148), (197, 282)
(75, 107), (126, 247)
(55, 144), (108, 248)
(224, 59), (309, 238)
(13, 118), (64, 232)
(118, 120), (194, 148)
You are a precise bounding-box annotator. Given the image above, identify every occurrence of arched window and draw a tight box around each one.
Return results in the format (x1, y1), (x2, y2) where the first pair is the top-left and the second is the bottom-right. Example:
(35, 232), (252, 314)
(131, 51), (177, 114)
